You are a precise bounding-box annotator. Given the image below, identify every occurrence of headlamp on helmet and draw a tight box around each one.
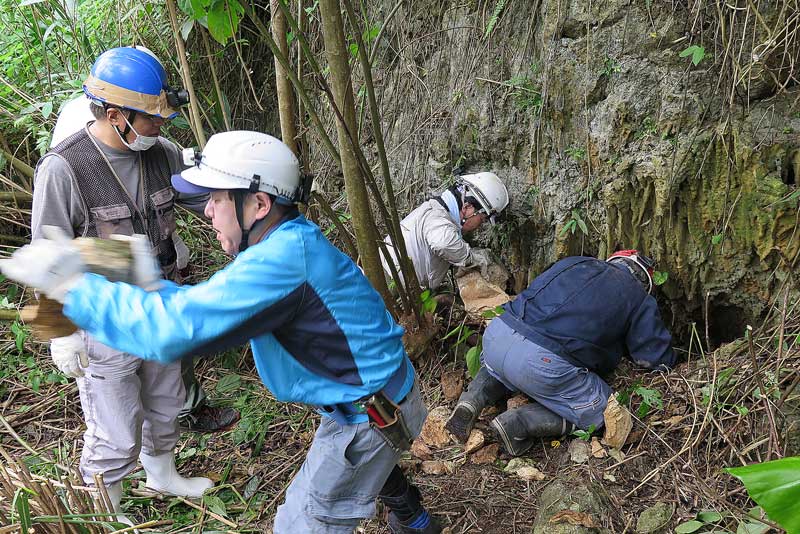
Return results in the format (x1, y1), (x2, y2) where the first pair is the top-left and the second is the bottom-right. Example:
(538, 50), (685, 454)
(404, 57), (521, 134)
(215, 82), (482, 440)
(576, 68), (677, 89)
(607, 249), (655, 294)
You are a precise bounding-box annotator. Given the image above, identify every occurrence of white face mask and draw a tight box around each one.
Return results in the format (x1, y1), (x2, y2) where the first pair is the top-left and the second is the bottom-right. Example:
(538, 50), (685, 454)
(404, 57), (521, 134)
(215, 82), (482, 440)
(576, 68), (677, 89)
(115, 113), (158, 151)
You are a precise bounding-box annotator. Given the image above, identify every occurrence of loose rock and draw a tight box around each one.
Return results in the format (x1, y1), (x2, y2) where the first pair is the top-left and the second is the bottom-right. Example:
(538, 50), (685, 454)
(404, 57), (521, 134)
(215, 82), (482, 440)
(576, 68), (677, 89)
(591, 437), (608, 458)
(441, 370), (464, 401)
(569, 440), (591, 464)
(464, 429), (485, 453)
(471, 443), (500, 464)
(419, 406), (452, 448)
(411, 439), (433, 460)
(507, 394), (530, 410)
(602, 394), (632, 448)
(635, 502), (674, 533)
(421, 460), (453, 475)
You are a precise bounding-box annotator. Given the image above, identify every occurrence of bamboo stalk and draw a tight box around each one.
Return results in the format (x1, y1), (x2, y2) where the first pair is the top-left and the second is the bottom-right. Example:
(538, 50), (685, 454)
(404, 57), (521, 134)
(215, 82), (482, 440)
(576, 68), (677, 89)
(165, 0), (206, 147)
(200, 27), (231, 131)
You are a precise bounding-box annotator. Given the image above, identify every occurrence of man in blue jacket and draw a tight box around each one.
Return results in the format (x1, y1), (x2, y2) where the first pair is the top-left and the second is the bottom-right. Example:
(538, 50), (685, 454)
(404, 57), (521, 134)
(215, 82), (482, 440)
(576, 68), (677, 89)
(445, 252), (675, 456)
(2, 131), (440, 533)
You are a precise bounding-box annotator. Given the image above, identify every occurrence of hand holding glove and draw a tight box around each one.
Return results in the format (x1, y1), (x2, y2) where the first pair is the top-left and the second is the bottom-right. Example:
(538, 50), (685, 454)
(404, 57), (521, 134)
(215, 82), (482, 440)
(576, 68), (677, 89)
(50, 332), (88, 378)
(0, 226), (85, 303)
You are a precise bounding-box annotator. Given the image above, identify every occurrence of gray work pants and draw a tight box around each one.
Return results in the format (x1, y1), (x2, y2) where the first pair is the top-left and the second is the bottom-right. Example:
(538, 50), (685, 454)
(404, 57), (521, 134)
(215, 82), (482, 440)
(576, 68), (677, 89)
(273, 380), (427, 533)
(76, 333), (184, 485)
(179, 357), (206, 419)
(482, 319), (612, 429)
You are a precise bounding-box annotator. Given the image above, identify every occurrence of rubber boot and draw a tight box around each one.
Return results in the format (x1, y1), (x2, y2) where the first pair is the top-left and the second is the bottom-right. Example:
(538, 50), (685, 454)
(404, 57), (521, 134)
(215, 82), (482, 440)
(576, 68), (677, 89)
(380, 466), (442, 534)
(490, 403), (574, 456)
(139, 452), (214, 498)
(445, 366), (512, 442)
(104, 482), (136, 530)
(388, 509), (442, 533)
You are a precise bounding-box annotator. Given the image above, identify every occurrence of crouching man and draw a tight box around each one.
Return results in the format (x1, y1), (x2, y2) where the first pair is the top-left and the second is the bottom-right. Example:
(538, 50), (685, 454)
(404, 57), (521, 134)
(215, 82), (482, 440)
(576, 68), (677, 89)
(445, 252), (676, 456)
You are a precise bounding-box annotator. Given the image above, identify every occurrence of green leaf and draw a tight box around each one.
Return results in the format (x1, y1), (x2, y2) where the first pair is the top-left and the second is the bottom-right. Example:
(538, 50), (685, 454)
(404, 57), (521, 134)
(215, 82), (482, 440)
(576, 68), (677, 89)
(12, 488), (32, 531)
(736, 522), (769, 534)
(727, 456), (800, 533)
(712, 233), (723, 245)
(635, 386), (663, 410)
(40, 101), (53, 119)
(207, 0), (243, 44)
(680, 45), (706, 66)
(203, 494), (228, 518)
(577, 218), (588, 235)
(653, 270), (668, 285)
(698, 510), (723, 523)
(216, 373), (241, 394)
(675, 520), (705, 533)
(465, 345), (482, 378)
(735, 405), (749, 416)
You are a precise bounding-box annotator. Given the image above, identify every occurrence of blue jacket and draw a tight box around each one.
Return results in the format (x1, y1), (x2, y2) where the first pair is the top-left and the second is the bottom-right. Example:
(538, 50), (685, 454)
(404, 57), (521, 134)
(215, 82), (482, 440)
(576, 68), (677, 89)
(63, 212), (414, 423)
(499, 256), (674, 375)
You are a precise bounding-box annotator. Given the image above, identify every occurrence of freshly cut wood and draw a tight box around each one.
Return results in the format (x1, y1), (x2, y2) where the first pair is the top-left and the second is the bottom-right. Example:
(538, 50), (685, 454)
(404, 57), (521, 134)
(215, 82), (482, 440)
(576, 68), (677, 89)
(20, 238), (137, 341)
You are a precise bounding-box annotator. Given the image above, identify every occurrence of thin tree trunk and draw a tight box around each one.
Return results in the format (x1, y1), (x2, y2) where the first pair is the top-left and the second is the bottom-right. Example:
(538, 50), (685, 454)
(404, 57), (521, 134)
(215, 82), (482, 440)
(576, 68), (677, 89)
(200, 26), (232, 131)
(271, 0), (298, 154)
(318, 0), (393, 311)
(165, 0), (206, 147)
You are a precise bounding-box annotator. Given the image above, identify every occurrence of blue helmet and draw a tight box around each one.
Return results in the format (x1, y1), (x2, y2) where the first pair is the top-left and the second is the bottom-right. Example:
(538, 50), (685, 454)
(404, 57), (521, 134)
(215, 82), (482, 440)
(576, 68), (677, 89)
(83, 47), (188, 118)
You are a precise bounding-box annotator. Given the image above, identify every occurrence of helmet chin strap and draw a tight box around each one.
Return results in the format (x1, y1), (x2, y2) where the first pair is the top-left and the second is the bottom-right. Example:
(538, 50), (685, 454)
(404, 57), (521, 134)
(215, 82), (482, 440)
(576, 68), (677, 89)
(233, 190), (252, 253)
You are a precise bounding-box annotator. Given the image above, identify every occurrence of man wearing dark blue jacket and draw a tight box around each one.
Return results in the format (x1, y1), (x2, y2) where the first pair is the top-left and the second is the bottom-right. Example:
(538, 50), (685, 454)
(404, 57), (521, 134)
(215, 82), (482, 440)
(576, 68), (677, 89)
(445, 251), (675, 456)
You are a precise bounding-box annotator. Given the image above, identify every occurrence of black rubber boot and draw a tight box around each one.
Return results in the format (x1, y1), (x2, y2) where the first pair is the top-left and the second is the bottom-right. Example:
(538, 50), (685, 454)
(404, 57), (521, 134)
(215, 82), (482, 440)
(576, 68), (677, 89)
(380, 466), (441, 533)
(445, 366), (512, 442)
(490, 403), (574, 456)
(387, 510), (442, 533)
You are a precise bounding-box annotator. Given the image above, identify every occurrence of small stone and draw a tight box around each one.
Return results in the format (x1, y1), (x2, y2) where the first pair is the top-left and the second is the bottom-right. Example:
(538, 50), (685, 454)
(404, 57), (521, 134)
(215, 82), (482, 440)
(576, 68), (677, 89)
(608, 448), (626, 463)
(441, 370), (464, 401)
(516, 466), (546, 481)
(506, 394), (530, 410)
(503, 457), (538, 474)
(635, 502), (675, 533)
(464, 429), (485, 453)
(603, 473), (617, 482)
(591, 437), (607, 458)
(569, 440), (591, 464)
(410, 439), (433, 460)
(549, 510), (598, 528)
(471, 443), (500, 464)
(481, 405), (500, 417)
(421, 460), (451, 475)
(419, 406), (452, 448)
(398, 458), (421, 472)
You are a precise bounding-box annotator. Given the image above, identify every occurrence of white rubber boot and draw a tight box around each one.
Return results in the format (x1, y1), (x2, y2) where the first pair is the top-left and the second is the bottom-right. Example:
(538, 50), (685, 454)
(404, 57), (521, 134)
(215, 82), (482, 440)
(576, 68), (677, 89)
(140, 452), (213, 498)
(104, 482), (135, 528)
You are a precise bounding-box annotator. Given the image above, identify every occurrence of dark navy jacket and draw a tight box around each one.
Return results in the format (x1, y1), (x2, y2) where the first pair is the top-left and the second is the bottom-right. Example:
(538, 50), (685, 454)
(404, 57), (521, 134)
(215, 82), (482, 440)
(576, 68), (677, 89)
(499, 256), (675, 375)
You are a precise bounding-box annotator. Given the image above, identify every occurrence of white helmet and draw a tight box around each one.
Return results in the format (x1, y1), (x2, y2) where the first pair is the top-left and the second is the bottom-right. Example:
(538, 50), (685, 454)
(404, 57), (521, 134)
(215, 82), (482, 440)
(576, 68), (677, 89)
(459, 172), (509, 224)
(172, 131), (302, 203)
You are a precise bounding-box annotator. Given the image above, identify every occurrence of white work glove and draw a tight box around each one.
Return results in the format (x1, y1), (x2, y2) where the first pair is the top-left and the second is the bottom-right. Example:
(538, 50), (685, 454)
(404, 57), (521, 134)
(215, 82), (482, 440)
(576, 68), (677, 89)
(469, 248), (493, 279)
(50, 332), (89, 378)
(0, 226), (85, 303)
(109, 233), (162, 291)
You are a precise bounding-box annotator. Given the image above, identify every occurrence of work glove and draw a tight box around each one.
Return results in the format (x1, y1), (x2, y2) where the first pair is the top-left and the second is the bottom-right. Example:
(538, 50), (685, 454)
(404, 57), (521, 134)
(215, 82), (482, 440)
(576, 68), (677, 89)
(0, 226), (85, 303)
(469, 248), (493, 279)
(50, 331), (89, 378)
(108, 233), (162, 291)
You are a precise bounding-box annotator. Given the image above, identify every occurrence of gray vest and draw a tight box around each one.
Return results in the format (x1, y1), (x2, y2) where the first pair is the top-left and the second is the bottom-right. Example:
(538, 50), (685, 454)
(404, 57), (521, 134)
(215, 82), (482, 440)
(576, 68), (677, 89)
(50, 129), (179, 280)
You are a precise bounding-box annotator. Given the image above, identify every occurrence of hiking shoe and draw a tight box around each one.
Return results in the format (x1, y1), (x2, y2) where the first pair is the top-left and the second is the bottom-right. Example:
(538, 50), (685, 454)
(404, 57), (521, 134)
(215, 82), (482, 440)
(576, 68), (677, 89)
(180, 405), (240, 433)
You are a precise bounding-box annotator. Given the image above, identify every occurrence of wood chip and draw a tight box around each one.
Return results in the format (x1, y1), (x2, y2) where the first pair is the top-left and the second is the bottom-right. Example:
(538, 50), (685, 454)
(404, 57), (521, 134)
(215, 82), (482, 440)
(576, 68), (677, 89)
(601, 393), (633, 448)
(591, 437), (608, 458)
